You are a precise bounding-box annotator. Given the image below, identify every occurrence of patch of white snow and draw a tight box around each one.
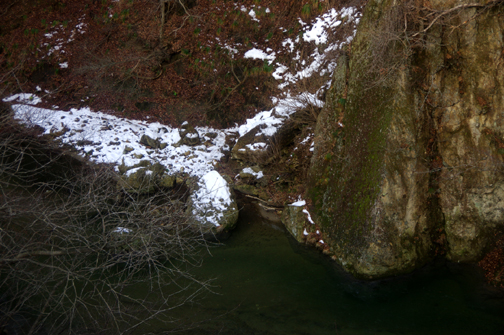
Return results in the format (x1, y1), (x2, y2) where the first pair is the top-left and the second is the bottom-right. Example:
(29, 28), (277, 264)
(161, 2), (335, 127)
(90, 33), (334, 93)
(113, 227), (131, 234)
(303, 209), (315, 224)
(191, 171), (232, 227)
(290, 200), (306, 207)
(4, 94), (41, 105)
(241, 167), (264, 179)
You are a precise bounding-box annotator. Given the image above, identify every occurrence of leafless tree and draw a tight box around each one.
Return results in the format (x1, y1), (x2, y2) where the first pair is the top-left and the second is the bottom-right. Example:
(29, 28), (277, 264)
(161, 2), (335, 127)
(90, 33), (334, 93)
(0, 108), (212, 335)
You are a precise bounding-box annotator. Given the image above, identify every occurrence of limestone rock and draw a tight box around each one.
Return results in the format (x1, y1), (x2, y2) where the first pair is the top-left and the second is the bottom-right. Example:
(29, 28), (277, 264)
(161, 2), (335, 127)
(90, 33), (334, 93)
(233, 184), (259, 196)
(281, 204), (307, 243)
(231, 125), (269, 162)
(220, 131), (238, 163)
(159, 174), (176, 188)
(231, 119), (299, 164)
(117, 161), (178, 194)
(307, 0), (504, 279)
(117, 167), (157, 194)
(123, 146), (134, 154)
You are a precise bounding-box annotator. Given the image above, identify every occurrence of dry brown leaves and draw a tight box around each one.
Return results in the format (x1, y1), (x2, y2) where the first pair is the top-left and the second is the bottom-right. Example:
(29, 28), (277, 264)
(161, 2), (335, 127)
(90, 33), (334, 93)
(479, 235), (504, 288)
(1, 0), (359, 128)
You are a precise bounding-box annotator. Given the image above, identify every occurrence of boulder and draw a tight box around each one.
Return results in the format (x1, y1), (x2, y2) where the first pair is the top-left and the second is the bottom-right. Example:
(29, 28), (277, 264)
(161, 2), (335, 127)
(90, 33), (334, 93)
(178, 122), (200, 146)
(139, 134), (167, 149)
(117, 167), (157, 194)
(231, 121), (299, 164)
(307, 0), (504, 279)
(220, 131), (239, 163)
(123, 146), (134, 154)
(231, 125), (269, 162)
(281, 204), (308, 243)
(186, 170), (239, 235)
(233, 184), (260, 196)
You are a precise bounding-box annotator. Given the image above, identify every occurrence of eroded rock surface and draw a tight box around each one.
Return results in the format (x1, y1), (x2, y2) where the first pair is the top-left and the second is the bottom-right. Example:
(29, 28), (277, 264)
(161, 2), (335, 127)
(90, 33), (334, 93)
(307, 0), (504, 278)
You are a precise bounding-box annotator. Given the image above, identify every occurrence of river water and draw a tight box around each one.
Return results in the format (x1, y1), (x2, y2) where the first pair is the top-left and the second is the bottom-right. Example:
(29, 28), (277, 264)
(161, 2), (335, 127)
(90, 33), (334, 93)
(157, 203), (504, 335)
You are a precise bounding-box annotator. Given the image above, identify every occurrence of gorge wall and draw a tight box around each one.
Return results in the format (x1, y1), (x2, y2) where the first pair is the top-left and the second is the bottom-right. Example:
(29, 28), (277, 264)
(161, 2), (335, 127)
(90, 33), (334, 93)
(308, 0), (504, 279)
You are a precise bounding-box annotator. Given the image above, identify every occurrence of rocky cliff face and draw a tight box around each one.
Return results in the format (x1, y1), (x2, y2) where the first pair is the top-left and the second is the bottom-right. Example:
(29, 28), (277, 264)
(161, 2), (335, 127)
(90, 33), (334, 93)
(308, 0), (504, 279)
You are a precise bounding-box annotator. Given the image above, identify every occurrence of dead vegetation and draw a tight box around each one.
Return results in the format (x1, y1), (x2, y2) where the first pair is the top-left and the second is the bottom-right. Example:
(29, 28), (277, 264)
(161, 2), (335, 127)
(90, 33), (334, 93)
(0, 0), (364, 128)
(479, 234), (504, 288)
(358, 0), (504, 90)
(0, 110), (214, 334)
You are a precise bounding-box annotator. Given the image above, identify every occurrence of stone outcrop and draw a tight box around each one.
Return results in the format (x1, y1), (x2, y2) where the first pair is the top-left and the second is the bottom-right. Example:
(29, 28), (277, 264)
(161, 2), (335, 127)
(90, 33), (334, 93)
(307, 0), (504, 279)
(231, 118), (299, 164)
(231, 125), (270, 162)
(117, 160), (176, 194)
(117, 161), (238, 234)
(281, 204), (307, 244)
(178, 122), (201, 146)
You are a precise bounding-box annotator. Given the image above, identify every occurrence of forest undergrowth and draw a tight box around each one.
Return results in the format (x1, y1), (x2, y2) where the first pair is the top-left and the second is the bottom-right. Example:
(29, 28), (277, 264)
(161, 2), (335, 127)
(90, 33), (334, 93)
(0, 0), (363, 127)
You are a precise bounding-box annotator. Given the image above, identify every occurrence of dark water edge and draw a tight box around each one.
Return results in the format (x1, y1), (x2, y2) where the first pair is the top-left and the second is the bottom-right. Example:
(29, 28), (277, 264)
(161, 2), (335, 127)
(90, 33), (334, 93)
(156, 203), (504, 335)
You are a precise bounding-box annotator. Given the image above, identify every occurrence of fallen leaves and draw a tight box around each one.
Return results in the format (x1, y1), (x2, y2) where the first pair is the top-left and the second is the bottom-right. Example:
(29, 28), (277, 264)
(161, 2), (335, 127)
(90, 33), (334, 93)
(478, 235), (504, 288)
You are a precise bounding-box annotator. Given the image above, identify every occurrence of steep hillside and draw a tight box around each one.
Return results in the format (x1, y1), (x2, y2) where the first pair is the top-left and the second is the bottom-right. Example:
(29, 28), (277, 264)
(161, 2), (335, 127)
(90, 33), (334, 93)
(0, 0), (361, 127)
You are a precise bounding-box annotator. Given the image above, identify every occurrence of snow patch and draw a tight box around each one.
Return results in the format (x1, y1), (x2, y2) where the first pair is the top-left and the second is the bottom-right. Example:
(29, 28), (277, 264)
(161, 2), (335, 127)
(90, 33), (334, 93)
(244, 48), (276, 63)
(290, 200), (306, 207)
(241, 167), (264, 179)
(303, 209), (315, 224)
(113, 227), (131, 234)
(8, 101), (228, 178)
(191, 171), (232, 227)
(237, 110), (284, 138)
(4, 94), (42, 105)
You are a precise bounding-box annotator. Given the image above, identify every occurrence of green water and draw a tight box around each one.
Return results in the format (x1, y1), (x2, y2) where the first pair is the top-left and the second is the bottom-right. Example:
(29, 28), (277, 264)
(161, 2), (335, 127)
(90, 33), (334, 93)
(161, 204), (504, 334)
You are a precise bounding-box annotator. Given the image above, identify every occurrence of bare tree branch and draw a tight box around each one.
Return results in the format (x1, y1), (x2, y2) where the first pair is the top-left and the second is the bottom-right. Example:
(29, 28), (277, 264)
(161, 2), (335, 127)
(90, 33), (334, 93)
(0, 111), (212, 334)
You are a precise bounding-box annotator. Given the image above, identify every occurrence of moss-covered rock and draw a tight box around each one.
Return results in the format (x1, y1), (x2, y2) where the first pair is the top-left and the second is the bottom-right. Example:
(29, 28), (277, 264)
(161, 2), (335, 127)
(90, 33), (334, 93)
(117, 167), (157, 194)
(308, 0), (430, 279)
(117, 160), (179, 194)
(281, 204), (307, 243)
(233, 184), (260, 196)
(307, 0), (504, 279)
(139, 134), (166, 149)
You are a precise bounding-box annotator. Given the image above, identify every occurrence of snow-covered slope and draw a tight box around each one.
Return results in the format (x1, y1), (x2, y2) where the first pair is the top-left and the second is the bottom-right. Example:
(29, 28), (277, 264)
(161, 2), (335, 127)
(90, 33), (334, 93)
(4, 5), (360, 228)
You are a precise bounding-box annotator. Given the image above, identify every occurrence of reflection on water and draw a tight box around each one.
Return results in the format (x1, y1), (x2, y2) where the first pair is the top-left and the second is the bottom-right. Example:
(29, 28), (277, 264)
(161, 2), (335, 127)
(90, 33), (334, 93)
(162, 204), (504, 334)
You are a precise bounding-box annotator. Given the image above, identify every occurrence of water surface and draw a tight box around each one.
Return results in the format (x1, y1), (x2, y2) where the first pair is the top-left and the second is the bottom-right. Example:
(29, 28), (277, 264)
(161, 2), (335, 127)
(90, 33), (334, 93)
(163, 204), (504, 334)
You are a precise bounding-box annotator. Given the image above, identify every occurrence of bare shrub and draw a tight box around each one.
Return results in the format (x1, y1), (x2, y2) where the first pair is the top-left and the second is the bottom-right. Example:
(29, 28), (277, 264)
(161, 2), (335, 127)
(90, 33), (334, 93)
(0, 112), (211, 334)
(360, 0), (504, 89)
